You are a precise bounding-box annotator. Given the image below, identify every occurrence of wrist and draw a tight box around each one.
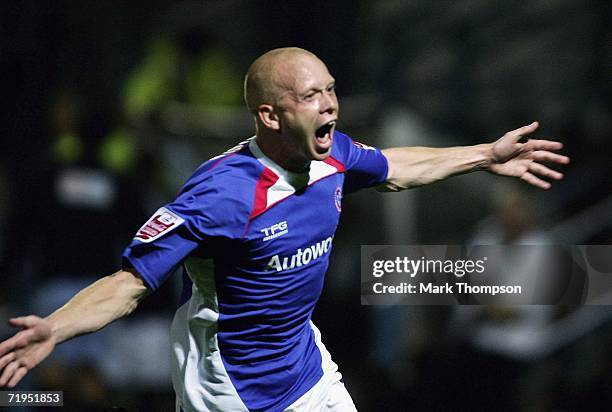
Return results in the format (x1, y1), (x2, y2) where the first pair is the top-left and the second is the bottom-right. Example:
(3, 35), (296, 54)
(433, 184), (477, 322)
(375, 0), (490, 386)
(479, 143), (495, 171)
(45, 312), (66, 345)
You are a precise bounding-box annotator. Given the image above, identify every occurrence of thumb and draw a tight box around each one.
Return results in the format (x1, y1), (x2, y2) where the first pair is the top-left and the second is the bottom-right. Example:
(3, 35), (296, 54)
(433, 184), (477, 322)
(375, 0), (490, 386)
(9, 316), (40, 329)
(509, 121), (539, 139)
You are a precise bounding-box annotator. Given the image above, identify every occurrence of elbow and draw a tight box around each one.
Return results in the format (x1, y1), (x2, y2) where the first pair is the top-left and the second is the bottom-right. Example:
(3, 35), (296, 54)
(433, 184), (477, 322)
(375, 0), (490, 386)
(379, 175), (426, 192)
(108, 269), (149, 315)
(377, 181), (406, 192)
(380, 161), (404, 191)
(123, 299), (140, 317)
(381, 157), (419, 191)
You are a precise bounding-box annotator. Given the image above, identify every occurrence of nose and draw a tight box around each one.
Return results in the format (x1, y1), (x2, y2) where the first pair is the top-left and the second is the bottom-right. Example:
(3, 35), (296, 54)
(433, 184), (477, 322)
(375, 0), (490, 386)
(320, 91), (337, 115)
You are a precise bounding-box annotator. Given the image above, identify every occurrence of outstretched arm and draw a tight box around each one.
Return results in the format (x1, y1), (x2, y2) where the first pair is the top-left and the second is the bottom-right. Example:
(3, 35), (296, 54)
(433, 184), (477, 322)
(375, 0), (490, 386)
(0, 268), (148, 387)
(380, 121), (570, 191)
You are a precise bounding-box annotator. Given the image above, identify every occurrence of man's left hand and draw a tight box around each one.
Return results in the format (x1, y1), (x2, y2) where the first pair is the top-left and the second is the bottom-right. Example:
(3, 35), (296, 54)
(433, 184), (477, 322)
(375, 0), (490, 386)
(489, 121), (570, 189)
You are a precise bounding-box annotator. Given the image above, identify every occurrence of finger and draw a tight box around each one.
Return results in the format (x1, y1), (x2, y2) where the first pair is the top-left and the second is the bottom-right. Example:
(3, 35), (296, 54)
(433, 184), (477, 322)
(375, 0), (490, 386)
(528, 162), (564, 180)
(6, 367), (28, 388)
(9, 316), (40, 329)
(526, 139), (564, 151)
(0, 361), (19, 386)
(0, 336), (19, 357)
(13, 330), (35, 348)
(0, 352), (15, 370)
(531, 151), (571, 164)
(521, 172), (551, 190)
(509, 121), (539, 137)
(0, 330), (37, 358)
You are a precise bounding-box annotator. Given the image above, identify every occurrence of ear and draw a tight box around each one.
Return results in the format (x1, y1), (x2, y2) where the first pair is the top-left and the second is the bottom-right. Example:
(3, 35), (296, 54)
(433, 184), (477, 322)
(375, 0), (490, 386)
(257, 104), (281, 131)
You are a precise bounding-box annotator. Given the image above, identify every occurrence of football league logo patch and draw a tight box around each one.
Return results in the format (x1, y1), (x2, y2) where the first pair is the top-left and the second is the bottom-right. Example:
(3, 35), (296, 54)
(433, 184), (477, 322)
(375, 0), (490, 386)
(135, 207), (185, 243)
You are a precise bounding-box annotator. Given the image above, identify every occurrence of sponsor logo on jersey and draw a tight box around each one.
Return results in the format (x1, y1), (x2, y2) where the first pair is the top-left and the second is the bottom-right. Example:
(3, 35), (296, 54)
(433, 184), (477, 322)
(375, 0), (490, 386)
(261, 220), (288, 242)
(134, 207), (185, 243)
(334, 186), (342, 212)
(266, 236), (333, 272)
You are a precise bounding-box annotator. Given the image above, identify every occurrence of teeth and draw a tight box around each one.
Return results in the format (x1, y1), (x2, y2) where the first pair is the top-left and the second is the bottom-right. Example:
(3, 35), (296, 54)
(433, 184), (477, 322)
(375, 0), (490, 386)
(315, 120), (336, 139)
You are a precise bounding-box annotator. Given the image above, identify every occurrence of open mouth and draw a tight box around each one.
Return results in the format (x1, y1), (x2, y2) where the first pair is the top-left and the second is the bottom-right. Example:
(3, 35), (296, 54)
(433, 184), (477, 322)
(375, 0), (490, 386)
(314, 121), (336, 151)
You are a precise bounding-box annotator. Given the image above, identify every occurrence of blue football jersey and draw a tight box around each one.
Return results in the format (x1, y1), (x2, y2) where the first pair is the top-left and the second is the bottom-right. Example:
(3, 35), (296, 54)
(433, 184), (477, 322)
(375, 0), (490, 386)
(122, 130), (388, 412)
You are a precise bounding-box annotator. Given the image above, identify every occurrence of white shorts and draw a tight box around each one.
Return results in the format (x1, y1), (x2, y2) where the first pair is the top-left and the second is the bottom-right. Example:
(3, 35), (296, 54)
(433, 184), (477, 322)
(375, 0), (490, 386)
(176, 322), (358, 411)
(284, 371), (357, 412)
(283, 322), (358, 411)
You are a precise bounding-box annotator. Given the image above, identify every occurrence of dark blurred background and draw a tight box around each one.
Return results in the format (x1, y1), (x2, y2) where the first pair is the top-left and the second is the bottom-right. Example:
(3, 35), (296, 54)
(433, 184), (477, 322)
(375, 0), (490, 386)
(1, 1), (611, 411)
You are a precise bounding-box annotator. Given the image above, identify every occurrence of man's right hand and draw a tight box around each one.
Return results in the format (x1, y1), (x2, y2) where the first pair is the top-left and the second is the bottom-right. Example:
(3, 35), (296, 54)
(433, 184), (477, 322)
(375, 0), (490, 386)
(0, 316), (56, 388)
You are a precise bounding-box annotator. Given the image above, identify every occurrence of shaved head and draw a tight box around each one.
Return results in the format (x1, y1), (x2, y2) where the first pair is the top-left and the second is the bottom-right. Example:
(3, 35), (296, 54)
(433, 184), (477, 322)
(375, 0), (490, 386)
(245, 47), (338, 170)
(244, 47), (321, 113)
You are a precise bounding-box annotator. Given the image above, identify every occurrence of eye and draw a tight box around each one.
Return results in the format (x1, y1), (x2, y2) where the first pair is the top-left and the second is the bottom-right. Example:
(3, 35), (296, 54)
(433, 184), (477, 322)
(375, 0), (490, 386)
(327, 84), (336, 93)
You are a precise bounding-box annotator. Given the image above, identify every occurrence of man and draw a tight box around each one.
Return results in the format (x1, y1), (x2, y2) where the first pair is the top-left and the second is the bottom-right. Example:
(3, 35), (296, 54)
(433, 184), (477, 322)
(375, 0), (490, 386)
(0, 47), (569, 411)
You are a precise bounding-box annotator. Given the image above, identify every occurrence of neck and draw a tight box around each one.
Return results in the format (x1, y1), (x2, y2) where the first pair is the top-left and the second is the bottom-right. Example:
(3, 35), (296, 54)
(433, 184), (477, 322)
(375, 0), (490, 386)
(256, 132), (310, 173)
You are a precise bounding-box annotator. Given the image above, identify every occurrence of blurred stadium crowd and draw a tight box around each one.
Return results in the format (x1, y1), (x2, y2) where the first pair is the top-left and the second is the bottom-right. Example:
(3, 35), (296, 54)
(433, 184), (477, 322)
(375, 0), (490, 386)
(1, 1), (611, 411)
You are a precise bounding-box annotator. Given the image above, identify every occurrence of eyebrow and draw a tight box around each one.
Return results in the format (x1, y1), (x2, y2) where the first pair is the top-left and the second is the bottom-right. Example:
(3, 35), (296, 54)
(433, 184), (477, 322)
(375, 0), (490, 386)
(300, 80), (336, 96)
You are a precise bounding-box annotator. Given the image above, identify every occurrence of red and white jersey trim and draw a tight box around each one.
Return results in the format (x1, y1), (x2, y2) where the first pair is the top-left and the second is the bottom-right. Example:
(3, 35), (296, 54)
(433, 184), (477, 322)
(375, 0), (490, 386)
(248, 140), (345, 220)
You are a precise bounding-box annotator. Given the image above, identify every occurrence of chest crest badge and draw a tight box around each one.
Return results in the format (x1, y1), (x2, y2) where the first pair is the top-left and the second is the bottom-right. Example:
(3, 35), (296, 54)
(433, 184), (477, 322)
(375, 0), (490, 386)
(334, 186), (342, 212)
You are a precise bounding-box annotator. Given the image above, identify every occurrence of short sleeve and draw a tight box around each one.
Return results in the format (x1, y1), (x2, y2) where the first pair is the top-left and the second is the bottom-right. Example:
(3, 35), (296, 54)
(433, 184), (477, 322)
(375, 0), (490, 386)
(332, 131), (388, 193)
(122, 173), (251, 290)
